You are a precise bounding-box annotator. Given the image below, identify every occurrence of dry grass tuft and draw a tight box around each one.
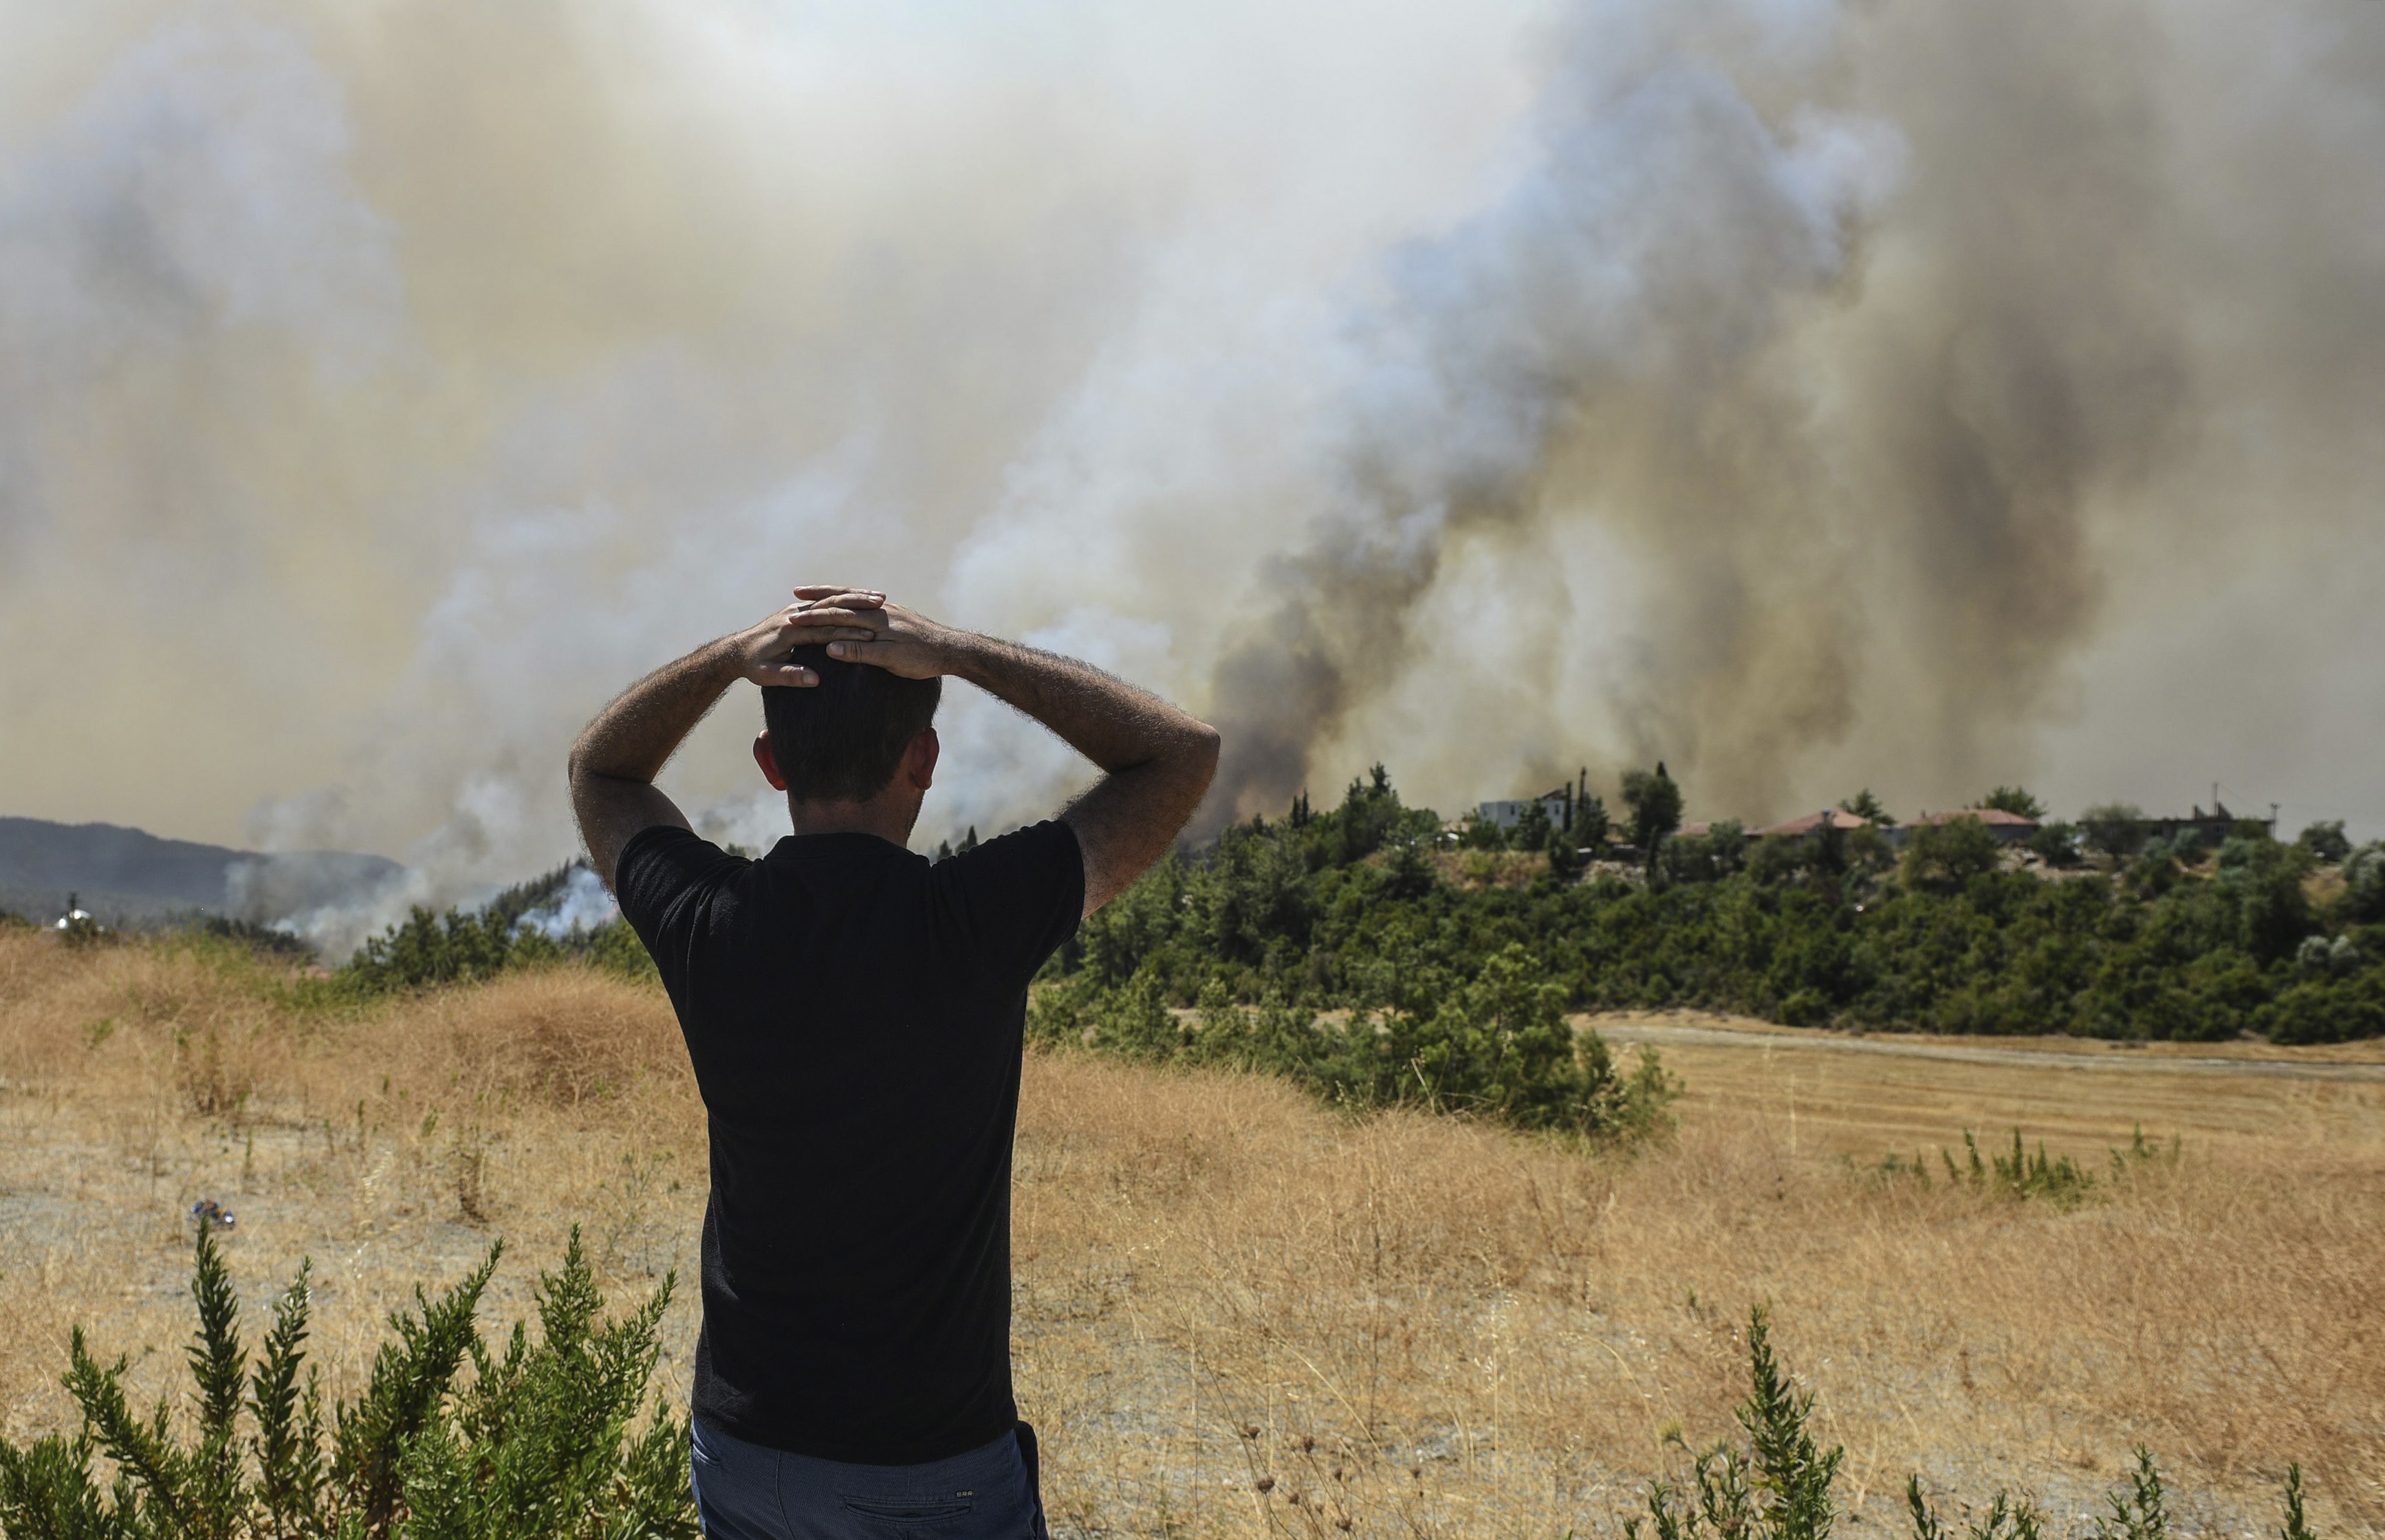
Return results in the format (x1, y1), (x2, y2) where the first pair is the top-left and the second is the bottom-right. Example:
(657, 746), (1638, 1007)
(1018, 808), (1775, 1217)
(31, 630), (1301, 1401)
(402, 967), (690, 1109)
(2, 928), (2381, 1537)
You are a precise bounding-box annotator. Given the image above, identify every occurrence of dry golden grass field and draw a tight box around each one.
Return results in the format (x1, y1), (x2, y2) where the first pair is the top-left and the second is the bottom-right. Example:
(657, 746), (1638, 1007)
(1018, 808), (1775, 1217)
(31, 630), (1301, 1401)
(2, 927), (2382, 1537)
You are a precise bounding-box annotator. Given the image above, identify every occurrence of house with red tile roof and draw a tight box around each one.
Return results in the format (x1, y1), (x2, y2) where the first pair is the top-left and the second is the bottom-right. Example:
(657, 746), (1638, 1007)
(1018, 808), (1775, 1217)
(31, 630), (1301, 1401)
(1753, 808), (1878, 839)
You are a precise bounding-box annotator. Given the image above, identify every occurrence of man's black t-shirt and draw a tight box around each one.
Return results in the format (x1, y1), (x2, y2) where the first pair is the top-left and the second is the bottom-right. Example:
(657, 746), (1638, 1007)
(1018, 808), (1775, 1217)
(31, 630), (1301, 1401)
(615, 819), (1082, 1464)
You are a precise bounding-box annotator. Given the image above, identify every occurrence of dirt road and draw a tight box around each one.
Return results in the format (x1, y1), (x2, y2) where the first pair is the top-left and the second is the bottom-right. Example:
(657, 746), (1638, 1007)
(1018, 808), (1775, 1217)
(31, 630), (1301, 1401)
(1593, 1017), (2385, 1082)
(1580, 1011), (2385, 1154)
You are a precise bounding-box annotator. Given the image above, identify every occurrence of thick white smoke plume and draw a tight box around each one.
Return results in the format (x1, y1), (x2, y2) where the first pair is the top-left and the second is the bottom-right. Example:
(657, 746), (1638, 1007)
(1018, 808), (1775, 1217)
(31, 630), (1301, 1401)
(3, 0), (2382, 958)
(1203, 1), (1905, 815)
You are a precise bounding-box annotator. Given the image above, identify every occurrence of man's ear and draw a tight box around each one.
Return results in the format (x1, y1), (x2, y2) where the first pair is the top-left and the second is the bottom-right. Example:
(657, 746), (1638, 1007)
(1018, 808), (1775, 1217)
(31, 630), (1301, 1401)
(904, 727), (939, 791)
(752, 731), (788, 791)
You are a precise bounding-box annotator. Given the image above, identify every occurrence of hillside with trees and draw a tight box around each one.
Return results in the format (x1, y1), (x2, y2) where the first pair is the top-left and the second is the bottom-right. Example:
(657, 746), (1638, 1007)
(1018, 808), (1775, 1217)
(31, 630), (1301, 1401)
(1040, 766), (2385, 1047)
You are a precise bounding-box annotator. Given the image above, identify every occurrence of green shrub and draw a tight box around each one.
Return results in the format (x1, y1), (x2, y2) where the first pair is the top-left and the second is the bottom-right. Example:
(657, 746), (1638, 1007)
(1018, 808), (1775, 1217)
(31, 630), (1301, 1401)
(2265, 969), (2385, 1045)
(2091, 1446), (2171, 1540)
(2028, 821), (2082, 867)
(1871, 1128), (2173, 1205)
(2081, 804), (2149, 861)
(2281, 1464), (2317, 1540)
(1942, 1129), (2097, 1205)
(1035, 944), (1677, 1143)
(1908, 1479), (2044, 1540)
(1567, 792), (1612, 854)
(0, 1229), (695, 1539)
(1638, 1306), (2320, 1540)
(1903, 817), (2003, 892)
(1631, 1306), (1841, 1540)
(1659, 822), (1747, 886)
(1547, 826), (1588, 883)
(2297, 822), (2351, 864)
(2344, 844), (2385, 923)
(1329, 943), (1662, 1135)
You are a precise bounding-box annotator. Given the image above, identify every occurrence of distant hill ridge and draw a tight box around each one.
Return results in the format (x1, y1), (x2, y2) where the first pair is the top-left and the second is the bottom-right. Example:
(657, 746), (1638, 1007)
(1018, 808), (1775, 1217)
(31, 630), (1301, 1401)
(0, 815), (400, 926)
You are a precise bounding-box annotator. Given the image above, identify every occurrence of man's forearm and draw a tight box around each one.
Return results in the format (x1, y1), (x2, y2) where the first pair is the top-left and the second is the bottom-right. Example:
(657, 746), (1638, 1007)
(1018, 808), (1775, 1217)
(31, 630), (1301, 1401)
(938, 630), (1218, 913)
(945, 633), (1212, 771)
(803, 595), (1215, 910)
(569, 638), (743, 787)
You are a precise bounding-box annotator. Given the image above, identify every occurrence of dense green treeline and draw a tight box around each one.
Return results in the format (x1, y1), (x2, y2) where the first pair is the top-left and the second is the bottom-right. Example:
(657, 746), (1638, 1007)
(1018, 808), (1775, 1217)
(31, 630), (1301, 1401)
(314, 766), (2382, 1136)
(336, 865), (658, 994)
(1041, 768), (2385, 1046)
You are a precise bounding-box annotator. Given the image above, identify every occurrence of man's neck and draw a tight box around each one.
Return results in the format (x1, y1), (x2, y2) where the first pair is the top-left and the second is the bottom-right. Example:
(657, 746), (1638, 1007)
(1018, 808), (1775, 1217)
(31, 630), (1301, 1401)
(785, 795), (917, 848)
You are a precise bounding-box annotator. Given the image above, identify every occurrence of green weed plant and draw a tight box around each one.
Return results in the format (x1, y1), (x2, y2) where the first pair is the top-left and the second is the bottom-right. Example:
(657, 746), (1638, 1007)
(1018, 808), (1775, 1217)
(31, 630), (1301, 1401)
(1641, 1306), (2318, 1540)
(1867, 1128), (2178, 1207)
(0, 1229), (694, 1539)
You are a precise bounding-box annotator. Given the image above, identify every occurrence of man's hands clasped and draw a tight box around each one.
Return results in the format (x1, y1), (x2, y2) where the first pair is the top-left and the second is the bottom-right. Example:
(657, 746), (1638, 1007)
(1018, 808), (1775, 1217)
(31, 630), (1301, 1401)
(731, 584), (968, 688)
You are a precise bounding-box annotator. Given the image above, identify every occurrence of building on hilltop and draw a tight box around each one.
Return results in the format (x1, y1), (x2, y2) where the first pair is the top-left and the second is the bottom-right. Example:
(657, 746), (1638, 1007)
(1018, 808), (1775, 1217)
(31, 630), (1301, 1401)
(1754, 809), (1875, 840)
(1904, 807), (2040, 847)
(1474, 789), (1575, 831)
(2132, 802), (2268, 846)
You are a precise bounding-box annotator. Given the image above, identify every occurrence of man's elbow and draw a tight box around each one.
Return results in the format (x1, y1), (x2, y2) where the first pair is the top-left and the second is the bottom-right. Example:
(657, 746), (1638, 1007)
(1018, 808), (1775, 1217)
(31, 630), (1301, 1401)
(565, 732), (613, 791)
(1181, 721), (1221, 780)
(565, 741), (618, 821)
(1178, 720), (1221, 767)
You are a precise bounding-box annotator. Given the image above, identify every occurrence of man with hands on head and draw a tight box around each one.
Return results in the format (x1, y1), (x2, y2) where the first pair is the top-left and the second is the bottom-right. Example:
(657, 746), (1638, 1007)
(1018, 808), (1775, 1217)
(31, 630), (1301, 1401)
(568, 585), (1218, 1540)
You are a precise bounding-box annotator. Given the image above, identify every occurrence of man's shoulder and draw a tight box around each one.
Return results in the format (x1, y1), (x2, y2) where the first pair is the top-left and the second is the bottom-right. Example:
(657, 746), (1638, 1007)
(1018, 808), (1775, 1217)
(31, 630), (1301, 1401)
(620, 824), (749, 885)
(620, 822), (712, 869)
(931, 820), (1080, 881)
(616, 826), (752, 932)
(926, 821), (1084, 960)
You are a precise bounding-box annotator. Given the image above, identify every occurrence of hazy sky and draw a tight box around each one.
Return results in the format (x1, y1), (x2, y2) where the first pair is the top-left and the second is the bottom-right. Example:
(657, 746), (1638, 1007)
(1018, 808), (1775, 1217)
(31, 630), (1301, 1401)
(3, 0), (2380, 924)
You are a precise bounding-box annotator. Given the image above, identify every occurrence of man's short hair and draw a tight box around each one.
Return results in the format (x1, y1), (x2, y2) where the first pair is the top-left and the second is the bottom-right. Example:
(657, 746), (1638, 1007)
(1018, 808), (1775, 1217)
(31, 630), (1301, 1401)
(761, 646), (941, 803)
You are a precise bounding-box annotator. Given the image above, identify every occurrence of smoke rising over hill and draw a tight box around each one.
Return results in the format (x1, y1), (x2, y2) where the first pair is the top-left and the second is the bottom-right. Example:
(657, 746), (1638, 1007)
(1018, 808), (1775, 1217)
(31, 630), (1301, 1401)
(3, 0), (2382, 955)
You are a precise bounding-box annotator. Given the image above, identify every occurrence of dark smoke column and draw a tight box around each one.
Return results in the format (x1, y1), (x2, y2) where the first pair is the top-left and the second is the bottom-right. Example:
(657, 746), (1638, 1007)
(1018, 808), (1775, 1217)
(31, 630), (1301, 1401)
(1201, 9), (1891, 825)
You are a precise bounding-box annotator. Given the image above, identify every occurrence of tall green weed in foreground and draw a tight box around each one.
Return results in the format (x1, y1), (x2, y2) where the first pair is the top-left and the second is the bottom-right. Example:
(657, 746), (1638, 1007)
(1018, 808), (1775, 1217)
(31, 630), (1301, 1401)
(1631, 1306), (1842, 1540)
(1633, 1305), (2320, 1540)
(0, 1229), (695, 1539)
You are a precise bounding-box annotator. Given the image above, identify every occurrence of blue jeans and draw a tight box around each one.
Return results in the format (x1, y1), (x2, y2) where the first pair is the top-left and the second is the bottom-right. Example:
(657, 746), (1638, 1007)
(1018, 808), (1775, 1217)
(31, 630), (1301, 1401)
(688, 1416), (1049, 1540)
